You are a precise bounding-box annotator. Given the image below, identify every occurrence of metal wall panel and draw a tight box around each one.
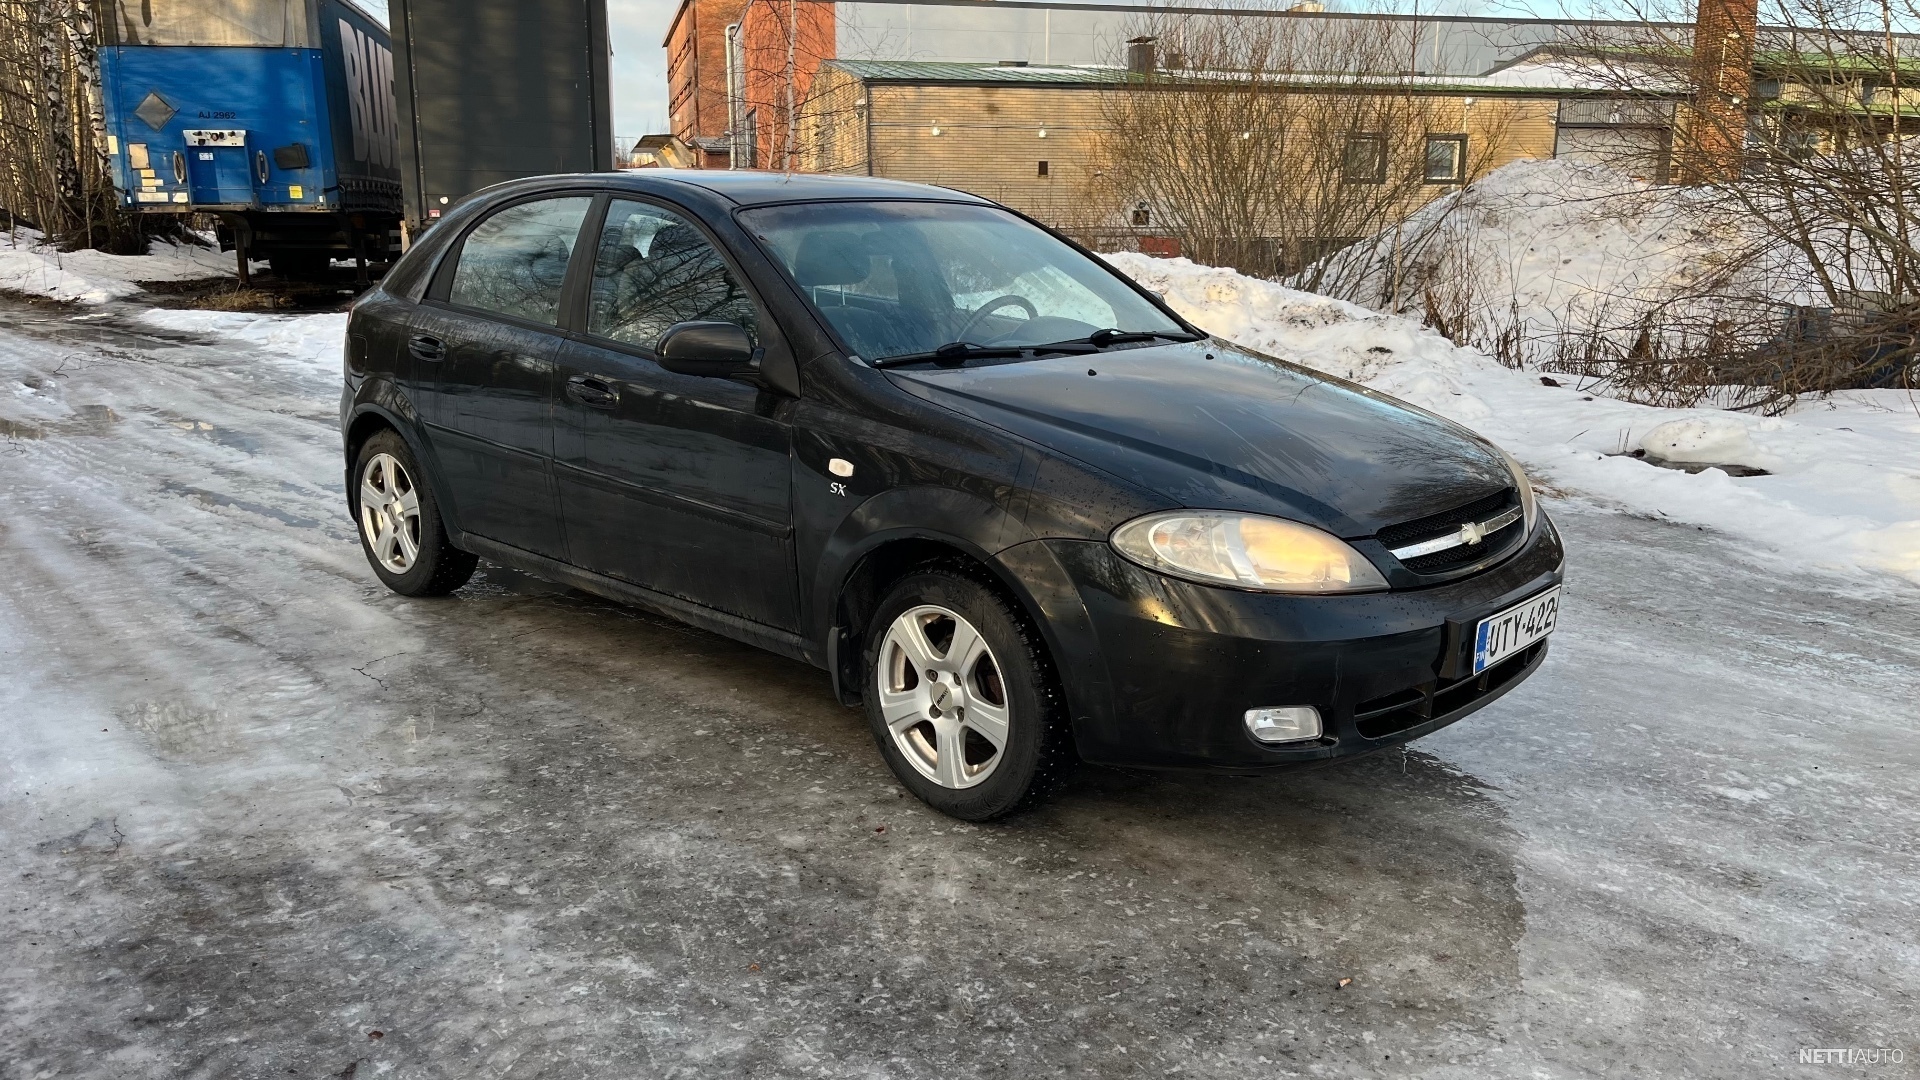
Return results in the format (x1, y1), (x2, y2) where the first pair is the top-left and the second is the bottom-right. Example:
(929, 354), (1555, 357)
(391, 0), (613, 228)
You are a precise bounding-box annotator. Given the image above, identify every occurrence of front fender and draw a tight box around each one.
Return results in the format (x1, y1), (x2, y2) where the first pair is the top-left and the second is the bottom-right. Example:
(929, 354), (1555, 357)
(809, 489), (1111, 747)
(809, 484), (1034, 646)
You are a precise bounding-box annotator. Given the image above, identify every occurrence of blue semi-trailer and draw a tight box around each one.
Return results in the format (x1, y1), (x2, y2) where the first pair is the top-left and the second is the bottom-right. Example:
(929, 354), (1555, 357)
(96, 0), (403, 279)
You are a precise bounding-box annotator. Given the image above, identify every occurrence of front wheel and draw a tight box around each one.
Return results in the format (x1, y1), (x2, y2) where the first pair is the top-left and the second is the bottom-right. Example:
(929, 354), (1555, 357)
(352, 429), (476, 596)
(862, 567), (1069, 820)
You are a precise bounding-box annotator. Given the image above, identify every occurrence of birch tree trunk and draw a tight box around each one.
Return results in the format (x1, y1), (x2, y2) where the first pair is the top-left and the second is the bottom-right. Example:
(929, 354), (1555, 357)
(37, 2), (84, 231)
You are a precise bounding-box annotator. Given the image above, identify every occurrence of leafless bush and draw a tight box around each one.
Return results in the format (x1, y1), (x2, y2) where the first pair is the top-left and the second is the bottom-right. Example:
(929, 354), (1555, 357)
(1289, 0), (1919, 406)
(1530, 0), (1914, 402)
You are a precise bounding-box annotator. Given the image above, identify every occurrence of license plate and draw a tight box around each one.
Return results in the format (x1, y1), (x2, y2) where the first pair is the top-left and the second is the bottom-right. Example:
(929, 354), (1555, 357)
(1473, 586), (1560, 674)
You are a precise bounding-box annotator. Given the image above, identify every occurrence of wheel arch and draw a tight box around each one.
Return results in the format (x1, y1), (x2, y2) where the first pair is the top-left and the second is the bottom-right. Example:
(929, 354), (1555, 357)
(825, 530), (1073, 719)
(342, 402), (464, 544)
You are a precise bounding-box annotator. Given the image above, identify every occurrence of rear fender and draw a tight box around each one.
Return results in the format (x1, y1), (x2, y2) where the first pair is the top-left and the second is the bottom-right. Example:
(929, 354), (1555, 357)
(343, 387), (466, 545)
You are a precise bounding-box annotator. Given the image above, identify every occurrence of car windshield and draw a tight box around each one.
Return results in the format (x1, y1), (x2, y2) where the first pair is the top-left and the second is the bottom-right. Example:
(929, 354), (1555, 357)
(741, 201), (1190, 363)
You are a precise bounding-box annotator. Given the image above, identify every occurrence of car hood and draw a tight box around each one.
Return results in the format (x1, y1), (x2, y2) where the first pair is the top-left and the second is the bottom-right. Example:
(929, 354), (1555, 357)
(885, 339), (1511, 538)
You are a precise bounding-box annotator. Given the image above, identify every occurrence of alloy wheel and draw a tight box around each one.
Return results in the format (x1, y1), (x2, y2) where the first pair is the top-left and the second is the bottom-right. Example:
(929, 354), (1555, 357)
(359, 452), (422, 573)
(875, 604), (1012, 789)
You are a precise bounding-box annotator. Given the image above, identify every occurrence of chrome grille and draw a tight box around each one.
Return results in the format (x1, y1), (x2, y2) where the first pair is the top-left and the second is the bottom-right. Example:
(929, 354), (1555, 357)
(1376, 488), (1522, 575)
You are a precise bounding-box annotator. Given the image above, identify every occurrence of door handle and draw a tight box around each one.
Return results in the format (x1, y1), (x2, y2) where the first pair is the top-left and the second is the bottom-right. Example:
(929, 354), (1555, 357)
(567, 374), (618, 409)
(408, 334), (445, 361)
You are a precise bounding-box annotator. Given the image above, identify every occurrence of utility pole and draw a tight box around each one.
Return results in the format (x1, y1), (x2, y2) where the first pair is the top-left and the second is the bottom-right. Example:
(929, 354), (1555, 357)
(1680, 0), (1758, 183)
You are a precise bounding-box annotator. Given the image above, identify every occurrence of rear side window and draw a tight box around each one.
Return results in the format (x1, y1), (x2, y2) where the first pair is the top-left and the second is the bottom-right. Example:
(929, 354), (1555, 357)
(587, 199), (758, 351)
(449, 196), (593, 325)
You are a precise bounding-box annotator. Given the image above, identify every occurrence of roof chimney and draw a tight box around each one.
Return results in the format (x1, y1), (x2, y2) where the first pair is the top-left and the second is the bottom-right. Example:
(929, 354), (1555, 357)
(1126, 36), (1157, 75)
(1680, 0), (1758, 183)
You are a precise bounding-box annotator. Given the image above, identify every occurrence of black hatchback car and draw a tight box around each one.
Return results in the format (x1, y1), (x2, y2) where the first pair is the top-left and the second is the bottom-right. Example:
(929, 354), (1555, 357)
(340, 171), (1563, 820)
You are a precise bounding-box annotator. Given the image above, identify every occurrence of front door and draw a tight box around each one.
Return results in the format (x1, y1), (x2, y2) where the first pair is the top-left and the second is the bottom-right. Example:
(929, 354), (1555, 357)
(553, 198), (798, 630)
(412, 194), (594, 559)
(182, 130), (252, 205)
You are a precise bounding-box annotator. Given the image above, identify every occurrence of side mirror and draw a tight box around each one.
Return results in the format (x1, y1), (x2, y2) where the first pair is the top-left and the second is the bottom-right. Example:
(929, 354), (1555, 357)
(656, 321), (762, 379)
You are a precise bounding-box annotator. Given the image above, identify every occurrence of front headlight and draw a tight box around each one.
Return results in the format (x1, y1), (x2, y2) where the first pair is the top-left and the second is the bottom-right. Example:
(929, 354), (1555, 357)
(1110, 512), (1389, 594)
(1498, 448), (1539, 535)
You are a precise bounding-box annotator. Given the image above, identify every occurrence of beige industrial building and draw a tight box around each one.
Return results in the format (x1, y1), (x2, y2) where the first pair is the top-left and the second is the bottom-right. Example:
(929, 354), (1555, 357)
(796, 58), (1645, 236)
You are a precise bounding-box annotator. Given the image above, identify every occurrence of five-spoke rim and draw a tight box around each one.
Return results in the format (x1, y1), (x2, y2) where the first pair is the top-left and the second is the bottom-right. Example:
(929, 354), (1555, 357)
(359, 452), (422, 574)
(876, 605), (1012, 789)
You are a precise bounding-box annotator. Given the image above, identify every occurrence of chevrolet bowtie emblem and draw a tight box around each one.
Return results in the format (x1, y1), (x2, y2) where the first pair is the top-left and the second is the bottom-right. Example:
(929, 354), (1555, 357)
(1458, 520), (1487, 546)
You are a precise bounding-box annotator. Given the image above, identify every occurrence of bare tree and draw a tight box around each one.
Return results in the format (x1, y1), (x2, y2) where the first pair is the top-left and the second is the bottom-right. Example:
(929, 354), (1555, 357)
(1296, 0), (1917, 410)
(1085, 7), (1525, 282)
(0, 0), (149, 250)
(1548, 0), (1919, 404)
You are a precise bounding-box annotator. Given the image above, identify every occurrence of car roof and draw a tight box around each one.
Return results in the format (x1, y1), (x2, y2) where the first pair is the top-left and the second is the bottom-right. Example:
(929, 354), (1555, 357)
(589, 169), (995, 208)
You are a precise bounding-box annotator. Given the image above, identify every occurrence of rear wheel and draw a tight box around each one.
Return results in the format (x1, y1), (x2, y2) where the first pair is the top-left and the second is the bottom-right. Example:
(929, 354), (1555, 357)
(862, 567), (1068, 820)
(353, 429), (476, 596)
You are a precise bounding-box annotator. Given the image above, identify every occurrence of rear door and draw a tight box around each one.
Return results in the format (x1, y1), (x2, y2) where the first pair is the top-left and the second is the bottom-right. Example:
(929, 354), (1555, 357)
(552, 197), (798, 630)
(410, 193), (594, 559)
(182, 129), (254, 205)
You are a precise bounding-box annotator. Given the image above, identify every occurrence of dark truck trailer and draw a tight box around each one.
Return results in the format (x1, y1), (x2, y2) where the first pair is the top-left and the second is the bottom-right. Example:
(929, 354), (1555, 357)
(96, 0), (404, 278)
(389, 0), (614, 234)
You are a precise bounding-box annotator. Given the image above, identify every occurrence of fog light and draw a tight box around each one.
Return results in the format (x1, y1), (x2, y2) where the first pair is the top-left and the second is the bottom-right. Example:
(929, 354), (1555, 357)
(1244, 706), (1322, 744)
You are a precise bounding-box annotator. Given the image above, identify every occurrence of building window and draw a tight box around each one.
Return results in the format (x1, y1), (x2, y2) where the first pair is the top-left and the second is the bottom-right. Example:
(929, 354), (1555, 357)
(1130, 204), (1151, 226)
(1038, 160), (1049, 177)
(1343, 133), (1386, 183)
(1424, 135), (1468, 183)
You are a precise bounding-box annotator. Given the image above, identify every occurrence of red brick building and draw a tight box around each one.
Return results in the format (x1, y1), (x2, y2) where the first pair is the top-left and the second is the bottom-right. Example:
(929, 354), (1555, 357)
(662, 0), (746, 168)
(663, 0), (838, 169)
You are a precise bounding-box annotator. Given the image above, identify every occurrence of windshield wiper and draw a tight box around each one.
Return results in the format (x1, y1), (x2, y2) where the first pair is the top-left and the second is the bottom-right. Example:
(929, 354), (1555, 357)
(871, 339), (1099, 368)
(871, 342), (1030, 368)
(1085, 328), (1201, 348)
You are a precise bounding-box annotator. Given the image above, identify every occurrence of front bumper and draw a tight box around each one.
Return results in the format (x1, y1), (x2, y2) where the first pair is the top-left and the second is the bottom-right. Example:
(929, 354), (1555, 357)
(999, 515), (1564, 772)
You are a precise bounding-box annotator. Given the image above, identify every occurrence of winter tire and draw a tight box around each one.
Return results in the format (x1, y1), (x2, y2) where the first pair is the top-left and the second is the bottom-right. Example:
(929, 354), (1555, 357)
(863, 566), (1069, 820)
(352, 429), (476, 596)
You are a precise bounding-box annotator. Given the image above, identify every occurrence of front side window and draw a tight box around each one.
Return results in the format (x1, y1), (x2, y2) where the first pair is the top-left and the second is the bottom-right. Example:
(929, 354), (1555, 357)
(97, 0), (307, 46)
(742, 201), (1186, 362)
(448, 196), (593, 325)
(1343, 133), (1387, 184)
(1424, 135), (1467, 183)
(587, 200), (758, 349)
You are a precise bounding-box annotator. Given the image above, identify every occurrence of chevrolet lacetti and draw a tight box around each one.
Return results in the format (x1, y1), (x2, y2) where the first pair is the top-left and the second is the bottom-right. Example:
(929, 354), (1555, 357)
(339, 171), (1564, 820)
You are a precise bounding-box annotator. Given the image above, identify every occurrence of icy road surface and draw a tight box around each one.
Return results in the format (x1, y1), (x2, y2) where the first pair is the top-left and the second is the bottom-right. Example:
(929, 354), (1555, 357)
(2, 298), (1916, 1079)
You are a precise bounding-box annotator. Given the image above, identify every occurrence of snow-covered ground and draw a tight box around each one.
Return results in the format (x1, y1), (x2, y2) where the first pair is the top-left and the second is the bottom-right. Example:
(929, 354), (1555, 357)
(1306, 158), (1809, 359)
(0, 227), (236, 304)
(1107, 251), (1920, 586)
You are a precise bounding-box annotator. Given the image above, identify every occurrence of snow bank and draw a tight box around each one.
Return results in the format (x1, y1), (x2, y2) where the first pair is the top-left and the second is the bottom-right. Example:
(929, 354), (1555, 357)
(139, 309), (347, 373)
(1105, 251), (1920, 584)
(0, 228), (235, 304)
(1306, 158), (1810, 366)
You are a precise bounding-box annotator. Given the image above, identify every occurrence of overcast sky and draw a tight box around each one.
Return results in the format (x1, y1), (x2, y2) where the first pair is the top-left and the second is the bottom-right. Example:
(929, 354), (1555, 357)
(608, 0), (680, 138)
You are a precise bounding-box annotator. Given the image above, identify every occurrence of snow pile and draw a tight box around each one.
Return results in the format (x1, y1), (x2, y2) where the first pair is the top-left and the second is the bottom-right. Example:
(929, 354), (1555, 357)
(1304, 158), (1809, 367)
(140, 309), (348, 372)
(1104, 250), (1920, 584)
(0, 228), (235, 304)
